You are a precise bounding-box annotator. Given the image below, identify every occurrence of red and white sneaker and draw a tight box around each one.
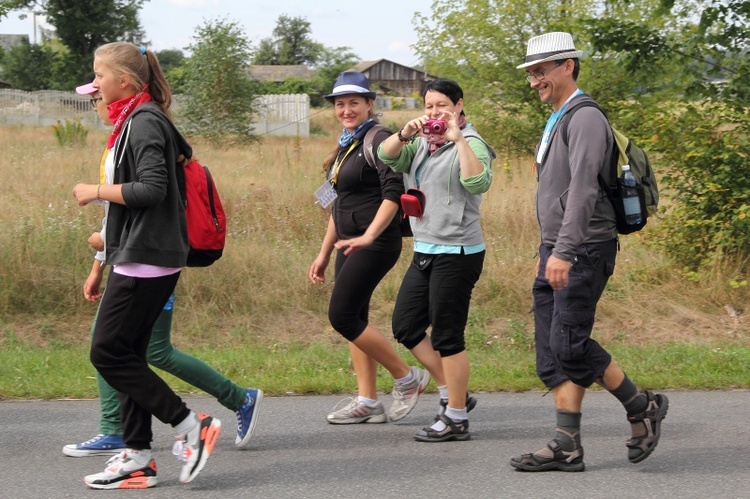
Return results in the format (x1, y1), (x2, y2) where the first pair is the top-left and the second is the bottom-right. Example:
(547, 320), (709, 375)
(84, 449), (158, 489)
(173, 413), (222, 484)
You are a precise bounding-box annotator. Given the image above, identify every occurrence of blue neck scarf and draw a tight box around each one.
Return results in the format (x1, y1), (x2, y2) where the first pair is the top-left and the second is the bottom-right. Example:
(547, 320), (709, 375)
(338, 118), (374, 147)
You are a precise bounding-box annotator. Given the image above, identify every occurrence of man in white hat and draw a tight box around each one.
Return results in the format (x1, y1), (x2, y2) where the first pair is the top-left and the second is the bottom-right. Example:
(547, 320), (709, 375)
(510, 32), (668, 472)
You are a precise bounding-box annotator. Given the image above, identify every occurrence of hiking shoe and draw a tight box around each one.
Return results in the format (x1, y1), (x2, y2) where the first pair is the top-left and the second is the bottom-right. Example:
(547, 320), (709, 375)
(435, 392), (478, 421)
(327, 397), (387, 424)
(626, 390), (669, 463)
(84, 450), (157, 489)
(63, 433), (126, 457)
(236, 388), (263, 448)
(173, 413), (222, 484)
(510, 439), (585, 472)
(414, 414), (470, 442)
(389, 367), (431, 421)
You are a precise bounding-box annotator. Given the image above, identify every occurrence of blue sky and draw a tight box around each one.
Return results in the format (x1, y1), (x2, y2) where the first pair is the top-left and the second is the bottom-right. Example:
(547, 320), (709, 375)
(0, 0), (435, 67)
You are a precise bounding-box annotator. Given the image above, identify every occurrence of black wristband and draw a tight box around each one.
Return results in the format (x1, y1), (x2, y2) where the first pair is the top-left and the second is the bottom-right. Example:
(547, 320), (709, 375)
(397, 128), (413, 143)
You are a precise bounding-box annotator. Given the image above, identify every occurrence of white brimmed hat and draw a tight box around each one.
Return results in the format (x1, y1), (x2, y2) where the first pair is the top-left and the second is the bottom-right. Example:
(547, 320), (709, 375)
(517, 32), (583, 69)
(324, 71), (376, 102)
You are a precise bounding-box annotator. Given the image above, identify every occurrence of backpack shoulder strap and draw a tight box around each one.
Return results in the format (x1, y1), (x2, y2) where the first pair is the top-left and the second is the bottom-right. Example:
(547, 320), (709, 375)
(559, 99), (619, 191)
(560, 100), (605, 147)
(363, 124), (389, 168)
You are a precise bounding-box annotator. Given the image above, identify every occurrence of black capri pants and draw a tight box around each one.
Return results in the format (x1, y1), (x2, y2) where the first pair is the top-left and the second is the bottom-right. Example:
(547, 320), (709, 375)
(533, 240), (617, 389)
(328, 247), (401, 341)
(392, 251), (484, 357)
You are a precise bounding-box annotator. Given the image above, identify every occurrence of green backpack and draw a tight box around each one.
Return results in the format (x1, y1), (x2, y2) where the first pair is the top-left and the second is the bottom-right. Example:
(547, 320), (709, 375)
(562, 100), (659, 234)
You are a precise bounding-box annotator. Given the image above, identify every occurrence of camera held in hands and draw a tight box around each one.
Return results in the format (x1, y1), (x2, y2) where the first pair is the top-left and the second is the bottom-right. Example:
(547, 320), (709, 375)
(422, 119), (446, 135)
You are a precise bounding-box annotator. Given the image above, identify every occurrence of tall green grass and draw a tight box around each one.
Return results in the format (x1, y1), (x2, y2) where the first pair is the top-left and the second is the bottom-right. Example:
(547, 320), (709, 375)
(0, 110), (747, 399)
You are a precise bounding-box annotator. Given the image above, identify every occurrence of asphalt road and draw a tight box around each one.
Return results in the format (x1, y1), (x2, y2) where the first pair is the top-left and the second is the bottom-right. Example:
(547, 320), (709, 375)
(1, 390), (748, 498)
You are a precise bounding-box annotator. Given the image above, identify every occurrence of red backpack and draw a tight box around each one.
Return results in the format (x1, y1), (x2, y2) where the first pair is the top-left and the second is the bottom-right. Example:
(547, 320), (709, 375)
(117, 107), (226, 267)
(182, 158), (226, 267)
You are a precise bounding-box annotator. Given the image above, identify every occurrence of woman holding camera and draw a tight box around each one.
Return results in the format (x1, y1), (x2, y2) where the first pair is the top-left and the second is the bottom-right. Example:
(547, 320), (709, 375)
(378, 78), (495, 442)
(310, 71), (430, 425)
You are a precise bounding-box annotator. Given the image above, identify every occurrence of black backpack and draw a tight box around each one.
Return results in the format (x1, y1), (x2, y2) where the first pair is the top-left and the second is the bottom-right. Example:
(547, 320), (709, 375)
(561, 100), (659, 234)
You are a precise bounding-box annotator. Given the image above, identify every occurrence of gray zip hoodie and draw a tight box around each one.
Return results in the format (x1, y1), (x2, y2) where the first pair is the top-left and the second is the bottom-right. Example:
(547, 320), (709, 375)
(380, 126), (495, 246)
(535, 94), (618, 262)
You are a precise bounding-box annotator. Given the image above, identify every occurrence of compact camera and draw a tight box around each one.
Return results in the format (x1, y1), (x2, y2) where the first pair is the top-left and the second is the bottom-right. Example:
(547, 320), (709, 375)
(422, 119), (446, 135)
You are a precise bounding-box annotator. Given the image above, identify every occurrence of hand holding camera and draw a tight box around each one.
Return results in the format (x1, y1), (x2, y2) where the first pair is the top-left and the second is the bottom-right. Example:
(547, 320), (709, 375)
(421, 119), (447, 135)
(398, 113), (455, 143)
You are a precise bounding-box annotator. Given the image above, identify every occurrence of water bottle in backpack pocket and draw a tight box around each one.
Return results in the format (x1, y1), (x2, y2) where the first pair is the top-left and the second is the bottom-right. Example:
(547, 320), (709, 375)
(619, 164), (643, 226)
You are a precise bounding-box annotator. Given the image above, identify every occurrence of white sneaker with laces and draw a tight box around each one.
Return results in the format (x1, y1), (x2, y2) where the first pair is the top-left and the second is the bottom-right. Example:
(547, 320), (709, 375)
(389, 367), (431, 421)
(84, 449), (157, 489)
(327, 397), (387, 424)
(173, 413), (222, 484)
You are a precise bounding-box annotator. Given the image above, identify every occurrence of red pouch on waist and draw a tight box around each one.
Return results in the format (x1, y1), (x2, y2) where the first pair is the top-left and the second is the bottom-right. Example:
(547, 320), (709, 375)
(400, 188), (425, 220)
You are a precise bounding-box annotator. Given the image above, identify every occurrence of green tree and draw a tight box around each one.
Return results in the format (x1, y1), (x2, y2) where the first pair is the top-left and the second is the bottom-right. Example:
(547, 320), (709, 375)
(156, 49), (188, 94)
(0, 38), (56, 89)
(412, 0), (596, 157)
(179, 18), (258, 146)
(155, 48), (185, 75)
(310, 46), (359, 105)
(252, 14), (323, 65)
(586, 0), (750, 270)
(2, 0), (145, 87)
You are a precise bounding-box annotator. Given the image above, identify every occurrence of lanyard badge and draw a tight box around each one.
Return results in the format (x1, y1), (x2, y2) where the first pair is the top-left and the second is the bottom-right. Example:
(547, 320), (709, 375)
(313, 141), (359, 209)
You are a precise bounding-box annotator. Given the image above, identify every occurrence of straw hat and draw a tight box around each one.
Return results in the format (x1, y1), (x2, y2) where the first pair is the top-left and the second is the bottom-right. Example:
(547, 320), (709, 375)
(517, 32), (583, 69)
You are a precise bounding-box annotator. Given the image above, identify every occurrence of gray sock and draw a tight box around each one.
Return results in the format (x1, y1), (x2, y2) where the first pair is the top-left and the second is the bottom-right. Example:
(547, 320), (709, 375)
(609, 375), (647, 415)
(554, 409), (581, 451)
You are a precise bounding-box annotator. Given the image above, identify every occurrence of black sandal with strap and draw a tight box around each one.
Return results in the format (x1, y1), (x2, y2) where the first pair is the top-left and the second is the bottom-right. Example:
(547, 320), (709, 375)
(626, 390), (669, 463)
(413, 414), (470, 442)
(510, 439), (585, 472)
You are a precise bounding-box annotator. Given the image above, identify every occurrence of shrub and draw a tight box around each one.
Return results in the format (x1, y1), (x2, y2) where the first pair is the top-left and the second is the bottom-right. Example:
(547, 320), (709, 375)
(52, 119), (88, 148)
(647, 102), (750, 271)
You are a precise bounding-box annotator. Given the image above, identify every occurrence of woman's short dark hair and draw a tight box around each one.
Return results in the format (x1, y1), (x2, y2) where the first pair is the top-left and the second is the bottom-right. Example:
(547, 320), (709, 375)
(422, 78), (463, 105)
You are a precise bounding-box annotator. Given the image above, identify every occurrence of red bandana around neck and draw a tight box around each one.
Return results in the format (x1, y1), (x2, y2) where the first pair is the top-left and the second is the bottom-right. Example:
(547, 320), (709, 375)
(427, 114), (468, 153)
(106, 90), (152, 148)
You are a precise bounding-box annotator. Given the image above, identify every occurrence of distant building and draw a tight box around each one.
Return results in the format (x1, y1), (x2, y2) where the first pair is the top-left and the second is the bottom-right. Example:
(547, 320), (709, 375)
(247, 65), (312, 82)
(0, 34), (29, 53)
(350, 59), (437, 97)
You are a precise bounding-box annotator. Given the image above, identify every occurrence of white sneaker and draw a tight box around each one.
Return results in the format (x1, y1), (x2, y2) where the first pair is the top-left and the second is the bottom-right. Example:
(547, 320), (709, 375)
(83, 449), (157, 489)
(173, 413), (222, 484)
(327, 398), (387, 424)
(389, 367), (431, 421)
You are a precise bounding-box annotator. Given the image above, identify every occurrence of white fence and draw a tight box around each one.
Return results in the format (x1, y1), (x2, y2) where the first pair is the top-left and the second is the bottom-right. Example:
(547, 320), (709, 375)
(0, 90), (310, 137)
(0, 89), (104, 129)
(252, 94), (310, 137)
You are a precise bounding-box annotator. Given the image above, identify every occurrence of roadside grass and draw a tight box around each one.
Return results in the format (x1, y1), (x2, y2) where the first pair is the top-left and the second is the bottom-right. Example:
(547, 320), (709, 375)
(1, 338), (747, 399)
(0, 107), (747, 400)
